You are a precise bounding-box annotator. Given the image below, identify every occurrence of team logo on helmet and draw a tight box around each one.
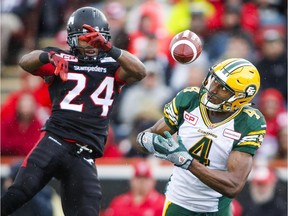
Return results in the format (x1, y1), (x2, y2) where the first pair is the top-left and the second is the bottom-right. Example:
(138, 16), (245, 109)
(245, 85), (257, 97)
(67, 16), (75, 26)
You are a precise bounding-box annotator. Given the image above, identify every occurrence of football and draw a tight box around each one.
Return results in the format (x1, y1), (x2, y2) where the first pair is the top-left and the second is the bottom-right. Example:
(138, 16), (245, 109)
(169, 30), (202, 64)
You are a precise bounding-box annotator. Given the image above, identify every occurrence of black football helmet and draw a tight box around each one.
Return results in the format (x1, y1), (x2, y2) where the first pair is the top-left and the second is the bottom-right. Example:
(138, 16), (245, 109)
(67, 7), (111, 62)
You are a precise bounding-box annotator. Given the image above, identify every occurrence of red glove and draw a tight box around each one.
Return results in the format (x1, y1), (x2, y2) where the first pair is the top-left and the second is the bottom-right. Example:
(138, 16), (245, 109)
(49, 51), (68, 81)
(78, 24), (112, 52)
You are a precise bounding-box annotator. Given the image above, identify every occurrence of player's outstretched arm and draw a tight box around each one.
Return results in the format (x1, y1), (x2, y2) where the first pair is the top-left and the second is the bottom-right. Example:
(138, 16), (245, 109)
(153, 131), (194, 169)
(19, 50), (68, 81)
(188, 151), (253, 198)
(154, 132), (252, 198)
(137, 118), (253, 198)
(153, 132), (252, 198)
(79, 24), (146, 84)
(19, 50), (48, 72)
(115, 50), (146, 84)
(136, 118), (176, 153)
(152, 132), (252, 198)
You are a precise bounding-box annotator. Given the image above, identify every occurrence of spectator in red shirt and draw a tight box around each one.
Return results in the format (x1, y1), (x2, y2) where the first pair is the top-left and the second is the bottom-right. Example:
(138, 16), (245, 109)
(258, 88), (286, 137)
(275, 118), (287, 160)
(208, 0), (260, 35)
(1, 72), (51, 121)
(104, 160), (165, 216)
(255, 88), (286, 160)
(1, 93), (44, 156)
(241, 166), (287, 216)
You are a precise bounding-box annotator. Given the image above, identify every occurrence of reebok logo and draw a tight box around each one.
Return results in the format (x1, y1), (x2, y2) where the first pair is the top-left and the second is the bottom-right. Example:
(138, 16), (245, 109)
(179, 156), (186, 164)
(59, 53), (78, 62)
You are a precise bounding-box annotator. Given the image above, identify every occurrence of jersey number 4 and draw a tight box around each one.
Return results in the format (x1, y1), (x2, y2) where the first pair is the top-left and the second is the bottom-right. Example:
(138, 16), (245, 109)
(60, 73), (114, 117)
(189, 137), (212, 166)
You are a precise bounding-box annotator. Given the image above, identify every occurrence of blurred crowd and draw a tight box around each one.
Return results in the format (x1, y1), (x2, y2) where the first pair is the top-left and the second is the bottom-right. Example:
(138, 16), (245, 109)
(1, 0), (287, 215)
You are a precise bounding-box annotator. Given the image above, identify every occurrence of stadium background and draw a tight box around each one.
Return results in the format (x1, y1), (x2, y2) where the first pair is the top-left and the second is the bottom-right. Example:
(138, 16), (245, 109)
(1, 0), (287, 215)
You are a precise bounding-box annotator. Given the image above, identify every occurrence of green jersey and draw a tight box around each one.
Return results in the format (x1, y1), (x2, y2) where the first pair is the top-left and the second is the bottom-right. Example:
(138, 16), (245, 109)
(163, 87), (266, 213)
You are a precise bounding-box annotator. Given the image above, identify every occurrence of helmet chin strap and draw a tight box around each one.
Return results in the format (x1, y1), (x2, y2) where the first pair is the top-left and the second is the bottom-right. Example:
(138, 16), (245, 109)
(202, 74), (240, 112)
(202, 75), (225, 112)
(203, 94), (225, 112)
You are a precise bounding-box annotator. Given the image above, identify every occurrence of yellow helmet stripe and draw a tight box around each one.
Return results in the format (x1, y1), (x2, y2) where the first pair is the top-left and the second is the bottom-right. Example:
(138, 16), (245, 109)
(222, 59), (254, 75)
(217, 59), (254, 81)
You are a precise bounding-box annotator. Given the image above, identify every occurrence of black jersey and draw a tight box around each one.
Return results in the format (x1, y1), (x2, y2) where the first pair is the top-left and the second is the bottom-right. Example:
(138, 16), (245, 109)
(41, 47), (123, 157)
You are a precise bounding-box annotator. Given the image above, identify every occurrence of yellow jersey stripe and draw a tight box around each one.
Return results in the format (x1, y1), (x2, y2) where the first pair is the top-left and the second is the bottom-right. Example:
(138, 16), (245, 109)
(164, 109), (177, 127)
(172, 98), (178, 115)
(162, 200), (172, 216)
(248, 130), (266, 135)
(238, 142), (261, 147)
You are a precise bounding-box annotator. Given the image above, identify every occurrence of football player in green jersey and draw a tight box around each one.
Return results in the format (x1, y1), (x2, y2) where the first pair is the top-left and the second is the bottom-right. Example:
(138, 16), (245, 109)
(137, 58), (266, 215)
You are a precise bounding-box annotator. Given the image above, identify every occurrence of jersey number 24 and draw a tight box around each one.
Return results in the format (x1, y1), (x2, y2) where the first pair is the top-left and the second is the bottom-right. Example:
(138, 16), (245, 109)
(60, 73), (114, 117)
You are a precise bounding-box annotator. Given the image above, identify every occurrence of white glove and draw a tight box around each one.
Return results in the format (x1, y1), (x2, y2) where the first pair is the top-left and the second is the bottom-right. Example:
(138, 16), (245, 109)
(137, 131), (160, 153)
(154, 131), (193, 170)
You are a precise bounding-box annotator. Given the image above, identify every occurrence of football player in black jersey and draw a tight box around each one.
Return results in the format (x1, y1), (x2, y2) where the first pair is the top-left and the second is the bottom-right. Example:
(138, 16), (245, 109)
(1, 7), (146, 216)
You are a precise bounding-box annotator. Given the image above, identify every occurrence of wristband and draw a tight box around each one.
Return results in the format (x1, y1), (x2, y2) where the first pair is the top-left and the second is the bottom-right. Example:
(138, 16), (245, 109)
(39, 52), (50, 64)
(107, 46), (122, 60)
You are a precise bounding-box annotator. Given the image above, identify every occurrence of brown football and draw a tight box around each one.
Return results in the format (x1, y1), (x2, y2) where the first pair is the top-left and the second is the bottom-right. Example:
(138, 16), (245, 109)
(169, 30), (202, 64)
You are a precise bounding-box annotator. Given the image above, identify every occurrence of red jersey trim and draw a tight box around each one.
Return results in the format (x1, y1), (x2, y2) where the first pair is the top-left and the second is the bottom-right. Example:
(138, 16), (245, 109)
(115, 68), (127, 93)
(32, 64), (55, 76)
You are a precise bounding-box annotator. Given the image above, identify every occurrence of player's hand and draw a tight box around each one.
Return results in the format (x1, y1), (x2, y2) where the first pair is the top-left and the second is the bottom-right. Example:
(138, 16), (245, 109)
(154, 131), (193, 170)
(49, 51), (68, 81)
(78, 24), (112, 52)
(137, 132), (162, 153)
